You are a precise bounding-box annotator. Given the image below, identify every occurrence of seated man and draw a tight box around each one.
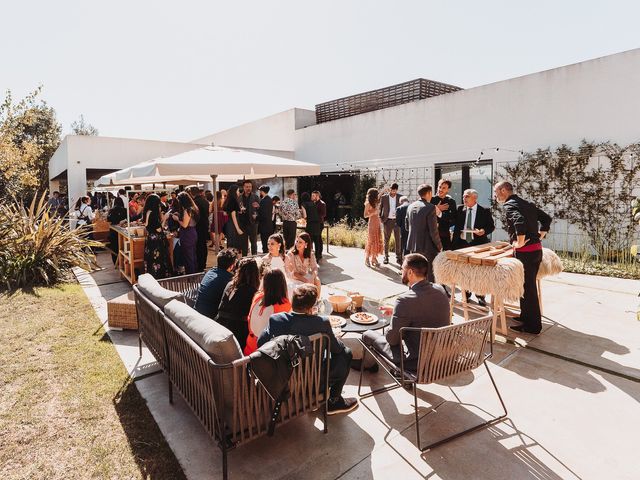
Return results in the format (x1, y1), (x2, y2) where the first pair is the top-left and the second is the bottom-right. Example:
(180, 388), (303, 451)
(362, 253), (450, 372)
(194, 249), (237, 319)
(258, 284), (358, 415)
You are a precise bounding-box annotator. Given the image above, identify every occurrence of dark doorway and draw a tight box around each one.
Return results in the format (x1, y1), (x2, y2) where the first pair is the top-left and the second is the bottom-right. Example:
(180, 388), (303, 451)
(299, 174), (357, 224)
(435, 161), (493, 207)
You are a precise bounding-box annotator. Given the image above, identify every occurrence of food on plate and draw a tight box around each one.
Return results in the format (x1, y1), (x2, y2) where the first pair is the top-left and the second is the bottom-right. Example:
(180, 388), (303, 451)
(350, 312), (378, 324)
(329, 315), (346, 328)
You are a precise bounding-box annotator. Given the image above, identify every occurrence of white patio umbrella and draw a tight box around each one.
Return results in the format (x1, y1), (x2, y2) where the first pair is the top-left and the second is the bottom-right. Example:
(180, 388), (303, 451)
(110, 146), (321, 253)
(129, 146), (320, 178)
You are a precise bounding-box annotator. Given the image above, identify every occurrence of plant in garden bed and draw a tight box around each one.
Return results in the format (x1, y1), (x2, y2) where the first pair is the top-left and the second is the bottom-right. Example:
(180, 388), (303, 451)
(0, 193), (101, 290)
(500, 140), (640, 261)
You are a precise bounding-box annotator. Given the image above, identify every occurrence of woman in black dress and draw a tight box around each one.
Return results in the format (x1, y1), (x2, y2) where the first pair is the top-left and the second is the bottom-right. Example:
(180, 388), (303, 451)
(143, 193), (171, 279)
(107, 197), (128, 265)
(223, 184), (249, 256)
(215, 257), (260, 350)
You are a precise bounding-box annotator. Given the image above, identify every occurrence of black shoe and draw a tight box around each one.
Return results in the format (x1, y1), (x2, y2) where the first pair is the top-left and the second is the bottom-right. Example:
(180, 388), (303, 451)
(383, 257), (389, 264)
(366, 363), (379, 373)
(509, 325), (541, 335)
(477, 297), (487, 307)
(327, 396), (359, 415)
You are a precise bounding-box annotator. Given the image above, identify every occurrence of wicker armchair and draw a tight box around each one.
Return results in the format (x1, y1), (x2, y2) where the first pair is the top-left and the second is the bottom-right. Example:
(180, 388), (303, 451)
(358, 314), (507, 451)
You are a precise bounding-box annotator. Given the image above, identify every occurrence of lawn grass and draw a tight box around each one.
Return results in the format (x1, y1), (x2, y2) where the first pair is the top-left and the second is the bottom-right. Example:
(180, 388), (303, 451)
(0, 284), (185, 480)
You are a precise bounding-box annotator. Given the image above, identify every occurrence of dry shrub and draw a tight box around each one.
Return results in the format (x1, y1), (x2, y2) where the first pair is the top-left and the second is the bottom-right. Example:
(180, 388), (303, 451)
(0, 193), (101, 290)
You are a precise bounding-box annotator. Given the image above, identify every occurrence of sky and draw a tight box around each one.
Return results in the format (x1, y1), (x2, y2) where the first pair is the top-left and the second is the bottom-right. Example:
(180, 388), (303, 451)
(1, 0), (639, 143)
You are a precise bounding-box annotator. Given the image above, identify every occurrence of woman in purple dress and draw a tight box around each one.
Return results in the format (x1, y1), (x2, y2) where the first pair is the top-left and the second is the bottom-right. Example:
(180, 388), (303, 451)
(172, 191), (200, 274)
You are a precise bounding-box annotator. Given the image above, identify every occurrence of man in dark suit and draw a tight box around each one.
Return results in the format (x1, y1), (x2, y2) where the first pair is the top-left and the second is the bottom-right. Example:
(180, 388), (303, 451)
(241, 180), (261, 255)
(431, 179), (457, 251)
(362, 254), (450, 371)
(379, 183), (402, 264)
(312, 190), (327, 260)
(405, 184), (443, 283)
(494, 181), (552, 335)
(258, 284), (358, 415)
(188, 186), (211, 271)
(257, 185), (274, 253)
(452, 189), (495, 248)
(453, 188), (495, 306)
(395, 196), (410, 264)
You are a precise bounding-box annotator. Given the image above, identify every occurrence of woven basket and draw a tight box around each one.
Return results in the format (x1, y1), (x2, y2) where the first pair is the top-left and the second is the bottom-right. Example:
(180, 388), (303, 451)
(107, 291), (138, 330)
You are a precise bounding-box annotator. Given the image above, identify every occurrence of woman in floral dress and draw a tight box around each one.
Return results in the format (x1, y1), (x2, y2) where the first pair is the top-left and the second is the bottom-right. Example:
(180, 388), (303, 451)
(364, 188), (383, 267)
(143, 194), (171, 279)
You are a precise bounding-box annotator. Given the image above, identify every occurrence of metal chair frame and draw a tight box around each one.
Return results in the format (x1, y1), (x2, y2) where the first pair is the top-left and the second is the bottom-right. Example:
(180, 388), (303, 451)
(357, 314), (508, 451)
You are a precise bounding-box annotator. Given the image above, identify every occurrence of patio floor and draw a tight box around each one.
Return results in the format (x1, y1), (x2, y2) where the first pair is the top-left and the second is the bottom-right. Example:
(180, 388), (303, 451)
(75, 245), (640, 480)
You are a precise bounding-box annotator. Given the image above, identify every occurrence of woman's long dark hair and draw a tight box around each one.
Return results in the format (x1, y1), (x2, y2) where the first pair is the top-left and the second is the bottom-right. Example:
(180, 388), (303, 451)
(261, 268), (288, 307)
(291, 232), (312, 259)
(176, 191), (199, 222)
(223, 184), (241, 213)
(112, 196), (125, 209)
(143, 193), (162, 225)
(230, 257), (260, 292)
(366, 188), (379, 208)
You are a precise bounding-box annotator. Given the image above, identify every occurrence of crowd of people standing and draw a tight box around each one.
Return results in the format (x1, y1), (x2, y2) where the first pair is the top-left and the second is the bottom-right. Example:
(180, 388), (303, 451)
(95, 181), (328, 283)
(363, 179), (551, 336)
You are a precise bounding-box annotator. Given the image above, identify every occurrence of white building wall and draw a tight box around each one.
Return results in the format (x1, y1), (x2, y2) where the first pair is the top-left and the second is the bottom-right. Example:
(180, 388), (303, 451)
(294, 48), (640, 172)
(192, 108), (315, 154)
(49, 135), (203, 208)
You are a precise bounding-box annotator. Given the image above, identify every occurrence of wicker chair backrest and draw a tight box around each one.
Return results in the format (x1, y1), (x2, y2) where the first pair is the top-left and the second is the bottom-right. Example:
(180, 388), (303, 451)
(159, 272), (206, 307)
(133, 285), (167, 369)
(409, 315), (492, 385)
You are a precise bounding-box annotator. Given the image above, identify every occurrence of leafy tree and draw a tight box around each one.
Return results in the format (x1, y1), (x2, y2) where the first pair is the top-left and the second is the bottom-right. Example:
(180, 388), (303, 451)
(71, 114), (99, 136)
(0, 87), (62, 200)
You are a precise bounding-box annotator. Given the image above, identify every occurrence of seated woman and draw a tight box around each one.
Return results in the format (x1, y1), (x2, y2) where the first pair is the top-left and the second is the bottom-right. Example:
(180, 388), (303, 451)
(215, 257), (260, 350)
(285, 232), (321, 295)
(261, 233), (286, 274)
(244, 268), (291, 355)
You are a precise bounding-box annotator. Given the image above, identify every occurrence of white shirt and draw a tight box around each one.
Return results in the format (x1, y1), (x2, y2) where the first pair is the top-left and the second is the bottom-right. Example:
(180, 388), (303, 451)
(388, 194), (397, 219)
(119, 194), (129, 206)
(77, 204), (95, 226)
(461, 204), (478, 239)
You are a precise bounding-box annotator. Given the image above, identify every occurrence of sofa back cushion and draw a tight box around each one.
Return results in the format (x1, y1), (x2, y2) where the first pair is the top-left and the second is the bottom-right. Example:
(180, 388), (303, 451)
(137, 274), (183, 309)
(164, 299), (243, 365)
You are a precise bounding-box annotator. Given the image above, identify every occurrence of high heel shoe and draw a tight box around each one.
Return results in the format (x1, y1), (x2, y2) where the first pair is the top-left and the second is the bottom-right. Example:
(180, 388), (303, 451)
(365, 259), (371, 267)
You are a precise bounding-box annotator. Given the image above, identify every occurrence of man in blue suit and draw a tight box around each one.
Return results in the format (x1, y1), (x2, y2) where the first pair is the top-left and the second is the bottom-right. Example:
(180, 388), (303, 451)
(258, 284), (358, 415)
(194, 249), (237, 319)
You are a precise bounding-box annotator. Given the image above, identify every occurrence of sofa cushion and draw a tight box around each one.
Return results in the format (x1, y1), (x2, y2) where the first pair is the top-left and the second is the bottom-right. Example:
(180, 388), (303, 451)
(137, 274), (182, 309)
(164, 299), (243, 365)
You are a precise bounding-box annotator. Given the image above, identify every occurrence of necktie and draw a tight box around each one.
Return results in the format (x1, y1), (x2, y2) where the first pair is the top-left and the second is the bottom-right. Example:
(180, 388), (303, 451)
(465, 208), (473, 242)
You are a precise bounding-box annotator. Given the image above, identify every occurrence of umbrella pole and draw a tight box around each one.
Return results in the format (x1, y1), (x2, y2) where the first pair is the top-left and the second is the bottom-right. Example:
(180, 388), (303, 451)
(211, 174), (219, 254)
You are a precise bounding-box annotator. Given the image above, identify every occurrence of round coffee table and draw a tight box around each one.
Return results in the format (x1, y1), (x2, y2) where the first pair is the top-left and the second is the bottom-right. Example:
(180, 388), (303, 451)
(341, 317), (389, 334)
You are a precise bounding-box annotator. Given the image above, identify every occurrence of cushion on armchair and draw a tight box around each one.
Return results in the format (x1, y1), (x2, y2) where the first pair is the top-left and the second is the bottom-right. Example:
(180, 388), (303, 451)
(137, 274), (183, 309)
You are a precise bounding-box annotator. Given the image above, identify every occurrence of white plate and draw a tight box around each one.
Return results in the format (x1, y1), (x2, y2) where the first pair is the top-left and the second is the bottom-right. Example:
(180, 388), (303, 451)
(329, 315), (347, 328)
(350, 312), (378, 325)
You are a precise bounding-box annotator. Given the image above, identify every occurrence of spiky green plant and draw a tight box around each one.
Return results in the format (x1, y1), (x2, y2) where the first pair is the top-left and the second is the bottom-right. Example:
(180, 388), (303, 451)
(0, 193), (101, 290)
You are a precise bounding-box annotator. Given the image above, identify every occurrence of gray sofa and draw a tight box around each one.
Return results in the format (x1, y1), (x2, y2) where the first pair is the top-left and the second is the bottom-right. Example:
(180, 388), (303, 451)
(133, 273), (330, 480)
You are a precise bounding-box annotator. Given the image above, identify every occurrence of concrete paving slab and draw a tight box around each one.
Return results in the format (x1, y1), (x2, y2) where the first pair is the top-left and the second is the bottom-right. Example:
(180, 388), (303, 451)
(74, 260), (160, 379)
(73, 246), (640, 480)
(481, 348), (640, 480)
(528, 278), (640, 380)
(320, 247), (406, 301)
